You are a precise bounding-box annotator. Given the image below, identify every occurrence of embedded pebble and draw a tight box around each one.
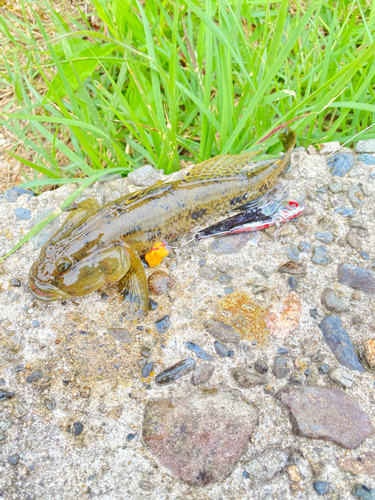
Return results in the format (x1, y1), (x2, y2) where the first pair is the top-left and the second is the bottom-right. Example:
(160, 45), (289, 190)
(191, 364), (215, 385)
(346, 230), (363, 252)
(204, 319), (241, 343)
(214, 341), (233, 358)
(155, 358), (195, 385)
(9, 278), (21, 287)
(245, 447), (290, 485)
(266, 292), (301, 340)
(315, 231), (334, 244)
(127, 165), (164, 187)
(209, 233), (256, 255)
(320, 287), (347, 313)
(310, 308), (319, 319)
(231, 367), (265, 388)
(141, 346), (151, 358)
(358, 153), (375, 165)
(352, 484), (375, 500)
(4, 186), (35, 202)
(364, 339), (375, 368)
(26, 370), (43, 383)
(155, 315), (171, 333)
(312, 246), (330, 265)
(276, 386), (374, 448)
(319, 315), (364, 372)
(272, 357), (290, 379)
(337, 263), (375, 295)
(355, 139), (375, 153)
(298, 242), (311, 253)
(287, 276), (298, 290)
(319, 364), (330, 375)
(14, 208), (32, 221)
(319, 141), (340, 154)
(340, 452), (375, 475)
(327, 153), (354, 176)
(198, 266), (217, 280)
(253, 265), (269, 278)
(348, 185), (365, 209)
(148, 271), (176, 295)
(301, 339), (320, 356)
(8, 454), (20, 465)
(73, 422), (84, 436)
(186, 341), (213, 361)
(142, 362), (154, 378)
(286, 245), (300, 262)
(278, 262), (307, 275)
(329, 367), (354, 388)
(329, 182), (342, 193)
(107, 328), (132, 343)
(313, 481), (331, 495)
(254, 360), (268, 374)
(143, 386), (259, 485)
(334, 206), (357, 217)
(0, 390), (15, 402)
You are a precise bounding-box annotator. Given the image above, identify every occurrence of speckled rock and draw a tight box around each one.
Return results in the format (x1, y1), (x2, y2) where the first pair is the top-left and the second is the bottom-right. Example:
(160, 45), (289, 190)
(340, 452), (375, 475)
(191, 364), (215, 385)
(278, 262), (307, 275)
(338, 263), (375, 295)
(127, 165), (165, 187)
(276, 386), (374, 448)
(107, 328), (132, 343)
(319, 141), (340, 155)
(244, 447), (290, 485)
(312, 246), (330, 265)
(231, 367), (266, 388)
(319, 315), (364, 372)
(327, 154), (354, 176)
(148, 270), (176, 295)
(209, 233), (257, 255)
(143, 386), (259, 485)
(329, 367), (354, 388)
(266, 292), (301, 340)
(358, 153), (375, 165)
(364, 340), (375, 368)
(352, 484), (375, 500)
(273, 357), (290, 379)
(315, 231), (334, 244)
(204, 319), (241, 343)
(346, 230), (363, 252)
(355, 140), (375, 153)
(348, 185), (365, 209)
(320, 287), (347, 313)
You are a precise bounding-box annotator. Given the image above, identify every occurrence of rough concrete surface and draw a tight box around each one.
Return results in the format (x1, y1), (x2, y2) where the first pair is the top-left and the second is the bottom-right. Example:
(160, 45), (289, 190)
(1, 146), (375, 499)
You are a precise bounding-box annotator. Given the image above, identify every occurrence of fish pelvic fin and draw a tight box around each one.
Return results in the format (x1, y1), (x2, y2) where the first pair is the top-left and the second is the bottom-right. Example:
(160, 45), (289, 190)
(181, 151), (261, 183)
(117, 244), (149, 319)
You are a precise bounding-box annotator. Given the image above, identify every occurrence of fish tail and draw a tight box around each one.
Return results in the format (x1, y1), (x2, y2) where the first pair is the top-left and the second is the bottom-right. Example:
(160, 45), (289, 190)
(279, 127), (296, 152)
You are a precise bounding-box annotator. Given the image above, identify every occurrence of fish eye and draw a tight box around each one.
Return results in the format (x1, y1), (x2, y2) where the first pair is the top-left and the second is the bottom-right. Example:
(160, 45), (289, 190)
(56, 257), (72, 274)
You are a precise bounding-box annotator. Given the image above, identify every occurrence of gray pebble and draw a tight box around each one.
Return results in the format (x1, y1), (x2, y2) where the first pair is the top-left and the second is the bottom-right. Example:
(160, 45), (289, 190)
(327, 153), (354, 176)
(310, 308), (319, 319)
(352, 315), (362, 325)
(330, 367), (354, 389)
(286, 245), (300, 262)
(155, 316), (171, 334)
(298, 242), (311, 253)
(7, 454), (20, 465)
(9, 278), (21, 287)
(358, 153), (375, 165)
(73, 422), (84, 436)
(254, 360), (268, 374)
(107, 328), (132, 343)
(348, 185), (365, 208)
(320, 287), (347, 313)
(142, 362), (154, 378)
(346, 230), (362, 252)
(312, 246), (330, 265)
(329, 182), (342, 193)
(313, 481), (331, 495)
(0, 378), (5, 386)
(191, 364), (215, 385)
(318, 364), (330, 375)
(15, 208), (32, 221)
(231, 367), (266, 388)
(26, 370), (43, 383)
(352, 484), (375, 499)
(199, 266), (217, 280)
(272, 357), (290, 379)
(315, 232), (334, 244)
(141, 346), (151, 358)
(355, 139), (375, 153)
(32, 320), (40, 328)
(253, 265), (269, 279)
(334, 206), (356, 217)
(288, 276), (298, 290)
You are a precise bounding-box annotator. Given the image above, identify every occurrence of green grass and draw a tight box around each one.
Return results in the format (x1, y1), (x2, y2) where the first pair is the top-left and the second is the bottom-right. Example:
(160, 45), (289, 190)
(0, 0), (375, 260)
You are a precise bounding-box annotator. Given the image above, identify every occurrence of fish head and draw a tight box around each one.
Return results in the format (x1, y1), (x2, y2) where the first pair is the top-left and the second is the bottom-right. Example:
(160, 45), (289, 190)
(29, 235), (132, 301)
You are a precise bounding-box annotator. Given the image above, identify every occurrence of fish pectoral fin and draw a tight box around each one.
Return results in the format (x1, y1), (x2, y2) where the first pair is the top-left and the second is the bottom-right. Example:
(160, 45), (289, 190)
(117, 245), (149, 319)
(181, 150), (261, 183)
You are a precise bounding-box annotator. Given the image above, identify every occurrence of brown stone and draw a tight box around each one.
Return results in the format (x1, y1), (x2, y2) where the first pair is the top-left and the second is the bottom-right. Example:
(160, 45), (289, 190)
(339, 452), (375, 475)
(278, 262), (307, 275)
(231, 367), (266, 388)
(364, 339), (375, 368)
(346, 230), (362, 252)
(191, 365), (215, 385)
(276, 386), (374, 449)
(106, 328), (132, 343)
(204, 319), (241, 343)
(143, 386), (258, 485)
(148, 270), (176, 295)
(266, 292), (302, 340)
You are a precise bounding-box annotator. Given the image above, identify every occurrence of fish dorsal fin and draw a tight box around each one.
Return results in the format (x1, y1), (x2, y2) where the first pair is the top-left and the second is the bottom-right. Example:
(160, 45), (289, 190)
(181, 151), (261, 183)
(114, 181), (172, 209)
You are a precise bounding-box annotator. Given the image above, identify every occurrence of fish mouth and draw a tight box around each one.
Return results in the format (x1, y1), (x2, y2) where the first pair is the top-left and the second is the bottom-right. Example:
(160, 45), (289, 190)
(29, 275), (69, 301)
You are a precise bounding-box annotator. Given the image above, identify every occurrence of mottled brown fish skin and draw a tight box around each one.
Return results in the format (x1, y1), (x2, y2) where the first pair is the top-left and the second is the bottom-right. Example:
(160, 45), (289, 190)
(29, 129), (296, 310)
